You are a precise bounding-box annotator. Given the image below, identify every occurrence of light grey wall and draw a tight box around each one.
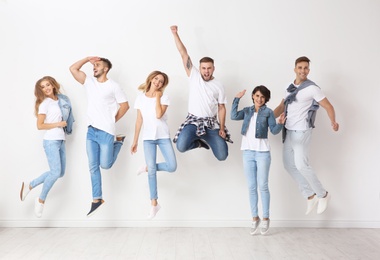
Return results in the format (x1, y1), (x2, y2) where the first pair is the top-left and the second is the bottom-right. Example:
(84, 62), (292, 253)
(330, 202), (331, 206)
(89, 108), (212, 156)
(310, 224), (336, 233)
(1, 0), (379, 227)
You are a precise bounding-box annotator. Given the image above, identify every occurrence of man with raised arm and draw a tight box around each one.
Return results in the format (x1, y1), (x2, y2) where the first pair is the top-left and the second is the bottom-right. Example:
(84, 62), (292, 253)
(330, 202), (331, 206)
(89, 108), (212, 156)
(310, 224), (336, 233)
(274, 56), (339, 215)
(170, 25), (232, 161)
(69, 56), (129, 217)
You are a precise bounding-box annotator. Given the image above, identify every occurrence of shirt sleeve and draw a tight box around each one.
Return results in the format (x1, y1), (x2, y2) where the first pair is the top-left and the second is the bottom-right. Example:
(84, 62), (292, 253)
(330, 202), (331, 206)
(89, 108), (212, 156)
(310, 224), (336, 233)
(217, 84), (227, 104)
(134, 95), (141, 109)
(38, 100), (48, 114)
(189, 67), (199, 84)
(161, 94), (170, 106)
(114, 83), (128, 103)
(311, 85), (326, 102)
(83, 73), (91, 87)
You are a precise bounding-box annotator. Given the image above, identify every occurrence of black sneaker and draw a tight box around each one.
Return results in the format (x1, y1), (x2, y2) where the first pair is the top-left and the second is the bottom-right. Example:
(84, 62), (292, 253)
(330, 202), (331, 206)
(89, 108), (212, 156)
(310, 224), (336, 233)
(198, 139), (210, 150)
(87, 200), (104, 217)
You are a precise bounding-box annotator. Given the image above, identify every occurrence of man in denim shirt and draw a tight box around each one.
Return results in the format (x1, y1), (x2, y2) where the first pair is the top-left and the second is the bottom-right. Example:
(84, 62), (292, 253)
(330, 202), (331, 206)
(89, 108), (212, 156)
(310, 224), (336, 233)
(274, 56), (339, 215)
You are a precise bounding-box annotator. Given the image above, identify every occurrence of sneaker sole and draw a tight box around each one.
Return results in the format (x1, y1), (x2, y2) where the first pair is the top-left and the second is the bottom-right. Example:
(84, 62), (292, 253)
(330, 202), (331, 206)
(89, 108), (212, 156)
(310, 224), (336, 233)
(317, 195), (331, 214)
(34, 198), (43, 218)
(250, 220), (261, 235)
(87, 201), (105, 217)
(20, 182), (25, 201)
(147, 205), (161, 220)
(250, 229), (259, 235)
(305, 199), (318, 215)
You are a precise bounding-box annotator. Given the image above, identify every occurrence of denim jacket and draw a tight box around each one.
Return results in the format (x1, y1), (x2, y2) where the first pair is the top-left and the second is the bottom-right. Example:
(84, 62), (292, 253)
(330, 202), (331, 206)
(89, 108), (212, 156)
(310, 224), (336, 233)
(58, 94), (75, 135)
(230, 97), (282, 138)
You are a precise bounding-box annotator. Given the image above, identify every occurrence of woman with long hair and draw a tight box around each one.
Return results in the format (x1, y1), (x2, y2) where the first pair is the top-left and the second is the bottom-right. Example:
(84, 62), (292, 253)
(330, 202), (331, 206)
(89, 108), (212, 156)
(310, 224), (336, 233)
(20, 76), (74, 217)
(131, 71), (177, 219)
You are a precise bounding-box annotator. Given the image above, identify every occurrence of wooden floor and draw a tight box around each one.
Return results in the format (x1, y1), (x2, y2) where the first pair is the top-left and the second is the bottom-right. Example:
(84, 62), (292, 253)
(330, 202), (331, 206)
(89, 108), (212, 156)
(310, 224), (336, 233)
(0, 227), (379, 259)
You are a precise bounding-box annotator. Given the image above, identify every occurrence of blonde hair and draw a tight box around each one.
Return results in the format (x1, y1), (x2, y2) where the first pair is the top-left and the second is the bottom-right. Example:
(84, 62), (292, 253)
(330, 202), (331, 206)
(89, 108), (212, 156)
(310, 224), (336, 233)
(138, 71), (169, 93)
(34, 76), (61, 116)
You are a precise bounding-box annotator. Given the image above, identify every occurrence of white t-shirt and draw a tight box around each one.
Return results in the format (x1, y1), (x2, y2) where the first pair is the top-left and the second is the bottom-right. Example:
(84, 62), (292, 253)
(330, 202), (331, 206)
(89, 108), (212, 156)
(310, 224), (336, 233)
(38, 98), (65, 141)
(134, 93), (170, 140)
(84, 75), (128, 135)
(241, 113), (270, 151)
(188, 67), (227, 117)
(285, 82), (325, 130)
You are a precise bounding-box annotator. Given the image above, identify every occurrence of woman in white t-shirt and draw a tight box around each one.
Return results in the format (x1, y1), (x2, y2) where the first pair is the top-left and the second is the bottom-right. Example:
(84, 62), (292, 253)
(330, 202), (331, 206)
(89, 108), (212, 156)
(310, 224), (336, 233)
(20, 76), (70, 218)
(231, 86), (285, 235)
(131, 71), (177, 220)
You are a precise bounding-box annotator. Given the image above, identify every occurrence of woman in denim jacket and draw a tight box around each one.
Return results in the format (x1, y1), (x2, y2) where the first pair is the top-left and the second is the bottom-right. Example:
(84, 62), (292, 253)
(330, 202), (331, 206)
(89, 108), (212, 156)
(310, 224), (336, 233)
(231, 85), (285, 235)
(20, 76), (73, 218)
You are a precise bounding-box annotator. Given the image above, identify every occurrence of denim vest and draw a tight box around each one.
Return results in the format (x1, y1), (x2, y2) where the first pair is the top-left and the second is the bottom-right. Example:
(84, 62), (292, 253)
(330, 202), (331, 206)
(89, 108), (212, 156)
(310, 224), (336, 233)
(231, 97), (282, 138)
(58, 94), (75, 135)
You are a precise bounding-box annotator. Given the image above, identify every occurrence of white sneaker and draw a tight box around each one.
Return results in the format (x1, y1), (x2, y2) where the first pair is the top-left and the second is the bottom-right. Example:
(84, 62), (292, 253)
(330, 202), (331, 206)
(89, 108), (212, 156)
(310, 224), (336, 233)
(260, 219), (270, 235)
(20, 182), (31, 201)
(147, 204), (161, 220)
(250, 218), (261, 235)
(317, 192), (331, 214)
(34, 198), (44, 218)
(137, 165), (147, 175)
(305, 195), (318, 215)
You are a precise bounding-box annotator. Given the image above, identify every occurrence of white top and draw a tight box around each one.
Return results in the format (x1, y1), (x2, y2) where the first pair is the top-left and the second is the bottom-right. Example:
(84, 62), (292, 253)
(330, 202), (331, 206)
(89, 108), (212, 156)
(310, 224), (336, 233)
(285, 82), (325, 130)
(38, 98), (65, 140)
(84, 75), (128, 135)
(134, 93), (170, 140)
(241, 113), (270, 151)
(188, 67), (227, 118)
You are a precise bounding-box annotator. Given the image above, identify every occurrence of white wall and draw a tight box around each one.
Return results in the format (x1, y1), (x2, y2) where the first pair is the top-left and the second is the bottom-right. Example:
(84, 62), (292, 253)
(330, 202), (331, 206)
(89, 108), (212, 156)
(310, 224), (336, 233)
(1, 0), (379, 228)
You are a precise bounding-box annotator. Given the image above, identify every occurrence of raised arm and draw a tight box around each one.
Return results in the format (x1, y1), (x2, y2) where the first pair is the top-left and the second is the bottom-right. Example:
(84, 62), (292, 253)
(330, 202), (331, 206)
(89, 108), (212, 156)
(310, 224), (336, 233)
(69, 56), (100, 84)
(170, 25), (192, 77)
(231, 90), (246, 120)
(318, 97), (339, 131)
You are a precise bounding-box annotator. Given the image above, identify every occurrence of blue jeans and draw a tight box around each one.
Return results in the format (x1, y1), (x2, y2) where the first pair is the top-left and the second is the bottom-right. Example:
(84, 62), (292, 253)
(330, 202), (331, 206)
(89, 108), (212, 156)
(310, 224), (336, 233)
(283, 129), (326, 198)
(30, 140), (66, 201)
(144, 138), (177, 200)
(176, 124), (228, 161)
(86, 126), (123, 200)
(243, 150), (271, 219)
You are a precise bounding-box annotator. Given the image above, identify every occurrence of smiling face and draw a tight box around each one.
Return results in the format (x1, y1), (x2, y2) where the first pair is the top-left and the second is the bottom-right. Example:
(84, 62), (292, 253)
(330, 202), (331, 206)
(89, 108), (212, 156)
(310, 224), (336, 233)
(40, 80), (55, 99)
(294, 61), (310, 84)
(199, 62), (215, 81)
(252, 90), (266, 110)
(251, 85), (270, 111)
(150, 74), (165, 91)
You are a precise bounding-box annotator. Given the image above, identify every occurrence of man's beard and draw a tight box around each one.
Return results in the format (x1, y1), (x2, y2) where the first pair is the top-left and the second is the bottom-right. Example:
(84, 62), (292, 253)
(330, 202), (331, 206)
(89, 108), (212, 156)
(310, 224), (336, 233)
(202, 74), (212, 81)
(94, 70), (104, 78)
